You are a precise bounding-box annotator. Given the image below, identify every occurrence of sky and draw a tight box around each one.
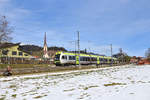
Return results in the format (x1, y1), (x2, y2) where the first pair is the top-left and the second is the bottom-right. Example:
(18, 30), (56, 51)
(0, 0), (150, 56)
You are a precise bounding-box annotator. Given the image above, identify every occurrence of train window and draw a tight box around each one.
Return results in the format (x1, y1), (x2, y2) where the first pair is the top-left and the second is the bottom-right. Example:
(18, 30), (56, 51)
(87, 57), (89, 61)
(69, 56), (72, 60)
(62, 55), (67, 60)
(80, 57), (86, 61)
(62, 56), (64, 59)
(83, 57), (85, 61)
(86, 57), (88, 61)
(89, 57), (91, 61)
(80, 57), (82, 61)
(95, 58), (97, 61)
(81, 57), (83, 61)
(104, 59), (107, 62)
(100, 58), (103, 61)
(73, 56), (75, 60)
(91, 57), (93, 61)
(55, 54), (60, 60)
(69, 56), (75, 60)
(90, 57), (93, 61)
(80, 57), (83, 61)
(92, 57), (96, 61)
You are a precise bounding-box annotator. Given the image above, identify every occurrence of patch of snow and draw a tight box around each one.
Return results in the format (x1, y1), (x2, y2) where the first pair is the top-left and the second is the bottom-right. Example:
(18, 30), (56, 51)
(0, 65), (150, 100)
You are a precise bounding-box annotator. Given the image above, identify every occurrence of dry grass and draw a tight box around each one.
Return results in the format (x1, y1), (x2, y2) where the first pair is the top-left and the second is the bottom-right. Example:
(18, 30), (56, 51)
(104, 83), (126, 87)
(0, 97), (5, 100)
(9, 85), (17, 88)
(33, 94), (47, 99)
(33, 95), (43, 99)
(63, 88), (75, 92)
(78, 92), (90, 99)
(11, 94), (17, 98)
(0, 63), (125, 76)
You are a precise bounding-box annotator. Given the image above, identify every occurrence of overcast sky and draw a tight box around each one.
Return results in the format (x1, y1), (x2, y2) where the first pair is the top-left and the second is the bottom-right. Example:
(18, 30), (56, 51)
(0, 0), (150, 56)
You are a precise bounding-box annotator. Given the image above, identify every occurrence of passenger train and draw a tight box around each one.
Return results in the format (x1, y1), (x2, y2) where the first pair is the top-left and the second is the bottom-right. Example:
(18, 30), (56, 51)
(54, 51), (117, 66)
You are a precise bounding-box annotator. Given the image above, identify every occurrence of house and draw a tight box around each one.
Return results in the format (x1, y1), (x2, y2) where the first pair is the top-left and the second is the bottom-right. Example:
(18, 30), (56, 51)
(138, 58), (150, 65)
(0, 43), (33, 64)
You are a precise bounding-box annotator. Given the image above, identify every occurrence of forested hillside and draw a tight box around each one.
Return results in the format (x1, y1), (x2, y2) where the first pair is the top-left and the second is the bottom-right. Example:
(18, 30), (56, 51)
(19, 45), (67, 57)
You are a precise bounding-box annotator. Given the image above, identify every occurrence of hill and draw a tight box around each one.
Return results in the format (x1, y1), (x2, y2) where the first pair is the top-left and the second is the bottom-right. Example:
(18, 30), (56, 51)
(19, 45), (67, 57)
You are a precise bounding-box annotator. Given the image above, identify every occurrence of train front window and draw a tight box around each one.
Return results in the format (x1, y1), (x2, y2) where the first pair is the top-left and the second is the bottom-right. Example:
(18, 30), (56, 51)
(55, 54), (60, 61)
(62, 55), (67, 60)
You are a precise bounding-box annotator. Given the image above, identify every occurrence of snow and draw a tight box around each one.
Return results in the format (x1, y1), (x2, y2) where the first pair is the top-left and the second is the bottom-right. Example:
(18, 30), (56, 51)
(0, 65), (150, 100)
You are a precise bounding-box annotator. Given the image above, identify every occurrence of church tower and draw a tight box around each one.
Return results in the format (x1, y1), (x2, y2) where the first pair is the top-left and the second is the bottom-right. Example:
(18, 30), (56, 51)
(43, 32), (49, 58)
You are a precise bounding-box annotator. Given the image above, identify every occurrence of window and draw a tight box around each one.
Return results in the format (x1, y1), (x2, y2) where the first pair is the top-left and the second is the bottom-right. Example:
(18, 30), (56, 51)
(19, 52), (23, 56)
(62, 55), (67, 60)
(87, 57), (90, 61)
(2, 50), (8, 55)
(73, 56), (75, 60)
(104, 59), (108, 62)
(12, 51), (17, 55)
(95, 58), (97, 61)
(69, 56), (75, 60)
(91, 57), (97, 61)
(109, 59), (112, 62)
(83, 57), (86, 61)
(24, 54), (28, 56)
(100, 58), (104, 61)
(55, 54), (60, 61)
(80, 57), (83, 61)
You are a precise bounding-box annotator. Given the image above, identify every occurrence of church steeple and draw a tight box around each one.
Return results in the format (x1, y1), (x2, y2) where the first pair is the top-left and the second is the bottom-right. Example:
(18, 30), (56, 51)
(44, 32), (47, 46)
(43, 32), (49, 58)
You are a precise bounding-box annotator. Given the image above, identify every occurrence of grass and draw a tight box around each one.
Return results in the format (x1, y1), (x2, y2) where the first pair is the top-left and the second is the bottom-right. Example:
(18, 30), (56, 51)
(63, 88), (75, 92)
(34, 95), (43, 99)
(83, 85), (99, 90)
(0, 63), (127, 76)
(0, 97), (5, 100)
(2, 79), (12, 82)
(0, 64), (51, 69)
(11, 94), (17, 98)
(9, 84), (17, 88)
(78, 92), (90, 99)
(104, 82), (126, 87)
(33, 94), (47, 99)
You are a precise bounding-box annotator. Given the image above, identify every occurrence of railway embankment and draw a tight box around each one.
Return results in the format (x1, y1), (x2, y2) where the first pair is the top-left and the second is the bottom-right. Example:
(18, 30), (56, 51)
(0, 63), (128, 76)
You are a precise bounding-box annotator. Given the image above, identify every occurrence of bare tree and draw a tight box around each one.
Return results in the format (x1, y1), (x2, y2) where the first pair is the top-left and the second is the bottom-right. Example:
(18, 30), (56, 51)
(0, 15), (13, 42)
(145, 48), (150, 58)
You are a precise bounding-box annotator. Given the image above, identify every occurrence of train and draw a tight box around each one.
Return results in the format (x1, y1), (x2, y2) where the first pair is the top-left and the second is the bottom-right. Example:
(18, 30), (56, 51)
(54, 51), (118, 66)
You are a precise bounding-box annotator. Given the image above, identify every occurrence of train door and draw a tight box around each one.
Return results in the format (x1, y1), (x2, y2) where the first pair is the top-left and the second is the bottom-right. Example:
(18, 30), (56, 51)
(76, 56), (79, 65)
(97, 57), (100, 65)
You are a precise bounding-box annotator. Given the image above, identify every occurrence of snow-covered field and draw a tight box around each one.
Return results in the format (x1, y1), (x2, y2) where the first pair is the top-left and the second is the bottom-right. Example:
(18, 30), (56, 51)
(0, 65), (150, 100)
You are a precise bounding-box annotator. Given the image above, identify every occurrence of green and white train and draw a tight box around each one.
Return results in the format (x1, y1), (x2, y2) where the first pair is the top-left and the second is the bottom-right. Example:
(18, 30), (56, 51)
(54, 51), (117, 66)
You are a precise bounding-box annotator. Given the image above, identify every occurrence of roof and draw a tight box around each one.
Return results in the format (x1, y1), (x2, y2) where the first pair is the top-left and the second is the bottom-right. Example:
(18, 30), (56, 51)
(0, 42), (20, 49)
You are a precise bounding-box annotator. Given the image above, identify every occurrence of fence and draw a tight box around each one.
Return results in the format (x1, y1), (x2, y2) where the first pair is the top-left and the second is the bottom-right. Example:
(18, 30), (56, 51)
(0, 57), (53, 64)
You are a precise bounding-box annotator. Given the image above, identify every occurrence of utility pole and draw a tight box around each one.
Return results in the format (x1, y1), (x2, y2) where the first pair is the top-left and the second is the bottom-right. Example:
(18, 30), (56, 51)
(75, 41), (77, 66)
(77, 31), (80, 67)
(110, 44), (112, 57)
(110, 44), (113, 65)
